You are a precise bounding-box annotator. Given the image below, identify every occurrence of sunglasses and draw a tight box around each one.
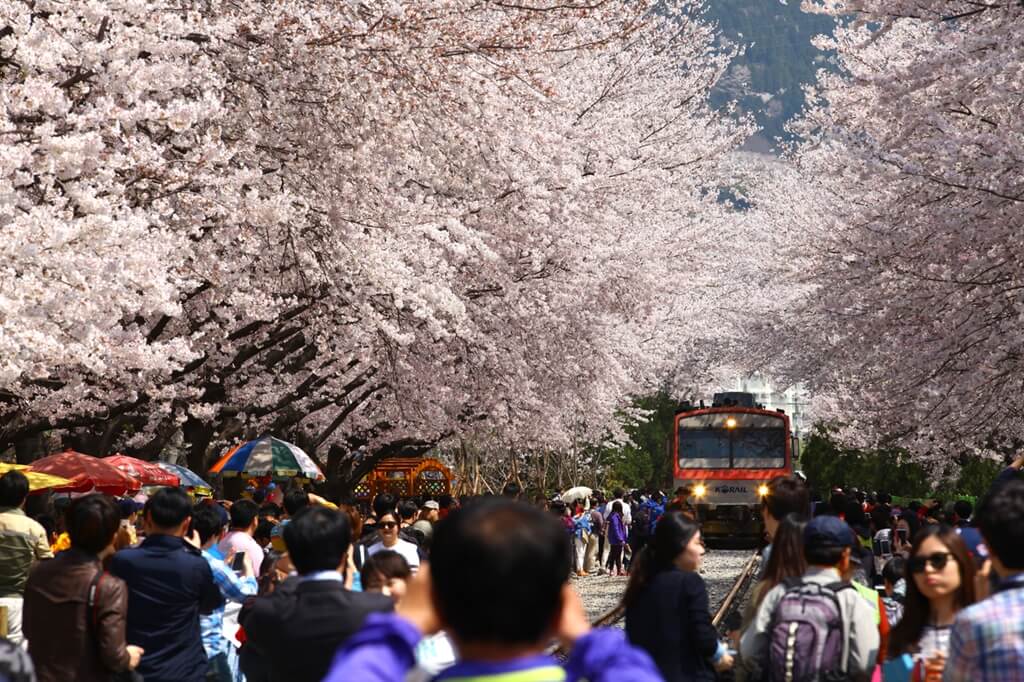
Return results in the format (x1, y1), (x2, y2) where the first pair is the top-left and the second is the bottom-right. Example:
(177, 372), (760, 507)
(378, 521), (398, 530)
(908, 552), (954, 573)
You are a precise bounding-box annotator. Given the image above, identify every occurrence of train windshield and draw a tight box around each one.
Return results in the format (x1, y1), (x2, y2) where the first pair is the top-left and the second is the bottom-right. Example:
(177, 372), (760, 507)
(678, 413), (786, 469)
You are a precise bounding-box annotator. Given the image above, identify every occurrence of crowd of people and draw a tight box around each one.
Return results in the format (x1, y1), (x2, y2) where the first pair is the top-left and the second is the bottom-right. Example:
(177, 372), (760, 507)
(725, 458), (1024, 682)
(536, 483), (693, 578)
(0, 457), (1020, 682)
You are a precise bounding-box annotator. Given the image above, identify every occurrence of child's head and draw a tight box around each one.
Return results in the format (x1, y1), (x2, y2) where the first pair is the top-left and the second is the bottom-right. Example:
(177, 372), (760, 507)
(882, 555), (906, 594)
(612, 501), (623, 516)
(361, 549), (412, 602)
(430, 498), (571, 647)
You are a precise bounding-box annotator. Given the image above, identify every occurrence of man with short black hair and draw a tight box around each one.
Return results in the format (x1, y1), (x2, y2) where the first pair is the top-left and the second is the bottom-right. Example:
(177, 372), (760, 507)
(323, 498), (661, 682)
(944, 479), (1024, 681)
(952, 499), (973, 527)
(501, 481), (522, 499)
(239, 506), (392, 682)
(741, 515), (879, 680)
(283, 489), (311, 518)
(110, 487), (222, 682)
(398, 499), (418, 529)
(372, 492), (398, 519)
(603, 487), (632, 526)
(0, 470), (52, 643)
(269, 488), (314, 552)
(217, 498), (264, 574)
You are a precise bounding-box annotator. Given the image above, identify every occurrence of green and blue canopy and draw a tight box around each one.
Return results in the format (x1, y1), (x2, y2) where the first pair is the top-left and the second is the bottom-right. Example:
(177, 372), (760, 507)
(210, 436), (324, 480)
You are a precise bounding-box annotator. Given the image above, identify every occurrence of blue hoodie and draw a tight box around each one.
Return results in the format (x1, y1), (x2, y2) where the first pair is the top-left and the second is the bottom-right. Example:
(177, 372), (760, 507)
(322, 612), (663, 682)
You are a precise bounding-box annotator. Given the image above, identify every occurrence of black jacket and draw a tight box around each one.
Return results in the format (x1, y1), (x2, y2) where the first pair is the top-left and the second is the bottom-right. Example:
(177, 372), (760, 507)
(109, 534), (223, 682)
(625, 568), (718, 682)
(239, 575), (393, 682)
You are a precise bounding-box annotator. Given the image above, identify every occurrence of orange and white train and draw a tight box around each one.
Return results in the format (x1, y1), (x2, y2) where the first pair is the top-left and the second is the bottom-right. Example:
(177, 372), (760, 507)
(673, 392), (794, 540)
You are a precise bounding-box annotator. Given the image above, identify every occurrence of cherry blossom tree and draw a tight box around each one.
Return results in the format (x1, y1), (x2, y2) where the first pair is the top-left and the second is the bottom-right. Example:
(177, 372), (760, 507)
(1, 0), (762, 488)
(767, 1), (1024, 459)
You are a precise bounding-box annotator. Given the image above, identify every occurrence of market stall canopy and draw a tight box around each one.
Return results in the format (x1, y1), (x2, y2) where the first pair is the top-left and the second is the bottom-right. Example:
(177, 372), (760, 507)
(0, 462), (74, 492)
(31, 450), (139, 495)
(210, 436), (324, 480)
(104, 455), (180, 487)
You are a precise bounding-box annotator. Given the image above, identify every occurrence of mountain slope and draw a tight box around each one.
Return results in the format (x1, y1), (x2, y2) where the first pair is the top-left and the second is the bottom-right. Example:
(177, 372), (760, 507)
(703, 0), (837, 150)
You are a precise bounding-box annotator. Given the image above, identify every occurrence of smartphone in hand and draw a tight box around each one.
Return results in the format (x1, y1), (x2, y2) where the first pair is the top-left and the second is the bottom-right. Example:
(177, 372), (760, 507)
(232, 553), (247, 573)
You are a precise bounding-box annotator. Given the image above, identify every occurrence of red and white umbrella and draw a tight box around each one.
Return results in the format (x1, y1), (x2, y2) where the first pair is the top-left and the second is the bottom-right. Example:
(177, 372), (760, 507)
(104, 455), (180, 487)
(32, 450), (140, 496)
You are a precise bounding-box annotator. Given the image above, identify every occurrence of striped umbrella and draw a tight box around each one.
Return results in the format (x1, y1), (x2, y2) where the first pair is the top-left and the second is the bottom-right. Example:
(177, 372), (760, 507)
(0, 463), (74, 492)
(210, 437), (324, 480)
(155, 462), (212, 491)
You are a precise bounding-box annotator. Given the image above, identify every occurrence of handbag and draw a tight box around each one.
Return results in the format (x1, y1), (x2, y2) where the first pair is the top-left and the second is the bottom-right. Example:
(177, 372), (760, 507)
(87, 570), (146, 682)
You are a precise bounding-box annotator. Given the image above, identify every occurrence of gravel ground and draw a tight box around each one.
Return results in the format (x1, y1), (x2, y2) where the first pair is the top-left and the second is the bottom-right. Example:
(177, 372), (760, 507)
(573, 548), (756, 628)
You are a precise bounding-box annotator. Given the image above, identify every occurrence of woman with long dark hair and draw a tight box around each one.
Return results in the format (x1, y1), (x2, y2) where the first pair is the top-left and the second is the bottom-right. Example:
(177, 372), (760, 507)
(742, 514), (807, 630)
(623, 511), (732, 682)
(606, 501), (627, 576)
(889, 525), (976, 681)
(733, 515), (806, 681)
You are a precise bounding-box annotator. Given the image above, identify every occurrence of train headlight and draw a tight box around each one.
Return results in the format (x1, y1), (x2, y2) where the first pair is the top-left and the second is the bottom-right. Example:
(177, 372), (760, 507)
(725, 417), (738, 429)
(694, 484), (707, 499)
(758, 484), (770, 497)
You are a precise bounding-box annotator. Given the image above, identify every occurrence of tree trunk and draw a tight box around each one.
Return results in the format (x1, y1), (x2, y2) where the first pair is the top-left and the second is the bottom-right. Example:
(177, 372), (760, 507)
(183, 417), (215, 476)
(14, 434), (45, 464)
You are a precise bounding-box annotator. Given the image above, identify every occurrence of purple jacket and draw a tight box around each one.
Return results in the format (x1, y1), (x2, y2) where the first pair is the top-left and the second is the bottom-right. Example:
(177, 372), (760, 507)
(608, 512), (627, 545)
(322, 612), (663, 682)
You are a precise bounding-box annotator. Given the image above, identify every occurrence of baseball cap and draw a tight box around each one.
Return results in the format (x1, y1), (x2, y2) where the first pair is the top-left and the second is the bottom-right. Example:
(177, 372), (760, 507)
(956, 527), (989, 567)
(804, 515), (856, 550)
(117, 498), (144, 518)
(423, 500), (440, 510)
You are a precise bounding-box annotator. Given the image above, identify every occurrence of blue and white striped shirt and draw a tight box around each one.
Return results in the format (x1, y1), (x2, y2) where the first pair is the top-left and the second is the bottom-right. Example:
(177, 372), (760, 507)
(200, 548), (258, 658)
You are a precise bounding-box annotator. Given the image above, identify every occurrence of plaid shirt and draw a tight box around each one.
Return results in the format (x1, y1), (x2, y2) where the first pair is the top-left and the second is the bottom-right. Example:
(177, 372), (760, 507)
(944, 577), (1024, 682)
(200, 548), (258, 658)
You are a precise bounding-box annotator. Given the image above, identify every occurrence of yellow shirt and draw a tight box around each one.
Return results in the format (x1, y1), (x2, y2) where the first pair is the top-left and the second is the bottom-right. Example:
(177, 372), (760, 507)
(50, 532), (70, 554)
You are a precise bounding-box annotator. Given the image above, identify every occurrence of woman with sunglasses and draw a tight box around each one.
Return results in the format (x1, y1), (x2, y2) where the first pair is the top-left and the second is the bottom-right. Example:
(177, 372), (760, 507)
(889, 525), (976, 682)
(367, 510), (420, 573)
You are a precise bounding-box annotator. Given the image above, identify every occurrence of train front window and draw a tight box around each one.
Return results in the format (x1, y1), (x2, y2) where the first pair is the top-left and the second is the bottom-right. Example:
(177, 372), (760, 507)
(678, 413), (786, 469)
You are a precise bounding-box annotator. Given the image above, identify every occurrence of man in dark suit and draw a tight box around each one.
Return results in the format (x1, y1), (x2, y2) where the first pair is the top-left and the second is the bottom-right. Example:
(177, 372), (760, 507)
(110, 487), (223, 682)
(239, 504), (393, 682)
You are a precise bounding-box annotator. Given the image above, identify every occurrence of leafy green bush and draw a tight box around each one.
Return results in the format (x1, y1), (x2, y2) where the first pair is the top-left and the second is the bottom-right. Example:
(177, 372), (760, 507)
(799, 425), (1004, 499)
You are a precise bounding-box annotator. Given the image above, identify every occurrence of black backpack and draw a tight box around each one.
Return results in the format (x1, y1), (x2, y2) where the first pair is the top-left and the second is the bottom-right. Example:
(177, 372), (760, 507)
(632, 505), (652, 538)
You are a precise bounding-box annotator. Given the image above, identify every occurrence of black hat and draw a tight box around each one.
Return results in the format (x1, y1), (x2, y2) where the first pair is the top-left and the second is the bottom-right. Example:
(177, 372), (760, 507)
(804, 515), (855, 550)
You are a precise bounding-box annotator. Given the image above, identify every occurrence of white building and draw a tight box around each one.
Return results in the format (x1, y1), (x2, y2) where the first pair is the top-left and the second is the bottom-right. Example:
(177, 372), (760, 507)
(719, 375), (810, 439)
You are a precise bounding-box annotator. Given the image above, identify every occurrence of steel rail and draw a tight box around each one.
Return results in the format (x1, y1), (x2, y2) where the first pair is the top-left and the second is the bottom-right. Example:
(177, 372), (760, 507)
(551, 552), (759, 658)
(577, 550), (760, 632)
(711, 552), (760, 628)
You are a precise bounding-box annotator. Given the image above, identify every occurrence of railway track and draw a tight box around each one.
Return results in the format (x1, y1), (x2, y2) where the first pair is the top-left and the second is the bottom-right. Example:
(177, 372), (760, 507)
(711, 551), (759, 631)
(559, 549), (760, 655)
